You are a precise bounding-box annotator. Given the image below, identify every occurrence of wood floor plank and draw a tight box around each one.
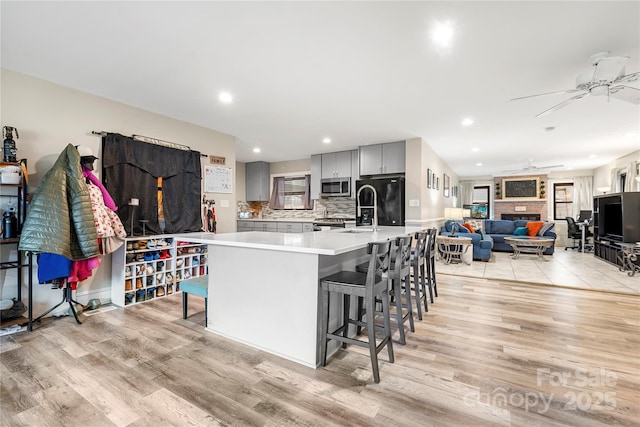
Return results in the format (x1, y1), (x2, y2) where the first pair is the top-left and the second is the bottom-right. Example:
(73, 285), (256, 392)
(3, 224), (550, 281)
(1, 274), (638, 426)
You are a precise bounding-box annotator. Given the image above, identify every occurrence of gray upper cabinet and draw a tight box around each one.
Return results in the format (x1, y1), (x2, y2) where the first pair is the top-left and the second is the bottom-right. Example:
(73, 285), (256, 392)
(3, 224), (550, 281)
(321, 151), (352, 179)
(245, 161), (270, 201)
(359, 141), (405, 176)
(310, 154), (322, 199)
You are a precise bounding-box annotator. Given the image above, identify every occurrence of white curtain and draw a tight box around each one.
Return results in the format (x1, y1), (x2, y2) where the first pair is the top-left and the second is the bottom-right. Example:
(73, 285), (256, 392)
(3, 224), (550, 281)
(609, 168), (619, 193)
(573, 176), (593, 217)
(624, 161), (639, 192)
(459, 180), (474, 206)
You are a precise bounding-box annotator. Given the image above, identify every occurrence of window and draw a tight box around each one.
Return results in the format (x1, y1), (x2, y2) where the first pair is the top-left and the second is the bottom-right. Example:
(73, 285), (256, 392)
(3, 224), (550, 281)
(270, 175), (313, 210)
(620, 172), (627, 192)
(282, 176), (307, 209)
(554, 182), (573, 220)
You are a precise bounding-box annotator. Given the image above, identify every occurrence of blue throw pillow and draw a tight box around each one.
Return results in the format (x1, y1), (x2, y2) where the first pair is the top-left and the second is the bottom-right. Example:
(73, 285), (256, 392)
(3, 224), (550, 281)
(514, 226), (528, 236)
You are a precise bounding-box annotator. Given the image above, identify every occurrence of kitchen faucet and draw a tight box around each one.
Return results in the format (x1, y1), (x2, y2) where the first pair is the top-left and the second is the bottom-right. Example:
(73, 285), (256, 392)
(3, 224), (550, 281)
(357, 184), (378, 231)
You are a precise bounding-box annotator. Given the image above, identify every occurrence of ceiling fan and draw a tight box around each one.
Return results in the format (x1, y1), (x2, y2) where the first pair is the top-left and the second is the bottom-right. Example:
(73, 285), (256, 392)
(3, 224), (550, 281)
(512, 52), (640, 117)
(501, 160), (564, 174)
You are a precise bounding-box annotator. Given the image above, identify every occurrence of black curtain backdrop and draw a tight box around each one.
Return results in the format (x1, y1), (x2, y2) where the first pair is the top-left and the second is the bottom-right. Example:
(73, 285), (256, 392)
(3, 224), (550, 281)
(102, 133), (202, 235)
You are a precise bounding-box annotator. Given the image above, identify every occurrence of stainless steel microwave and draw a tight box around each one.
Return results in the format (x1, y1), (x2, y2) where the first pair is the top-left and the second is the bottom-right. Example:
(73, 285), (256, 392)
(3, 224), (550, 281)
(320, 178), (351, 197)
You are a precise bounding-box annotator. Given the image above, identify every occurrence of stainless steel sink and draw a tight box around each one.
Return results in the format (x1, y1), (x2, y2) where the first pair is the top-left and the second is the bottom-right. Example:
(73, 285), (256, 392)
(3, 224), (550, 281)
(341, 228), (375, 233)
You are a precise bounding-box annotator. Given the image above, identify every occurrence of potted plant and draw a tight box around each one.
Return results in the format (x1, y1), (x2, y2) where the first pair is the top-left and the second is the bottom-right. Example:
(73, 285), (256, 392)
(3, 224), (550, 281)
(495, 182), (501, 199)
(540, 181), (546, 198)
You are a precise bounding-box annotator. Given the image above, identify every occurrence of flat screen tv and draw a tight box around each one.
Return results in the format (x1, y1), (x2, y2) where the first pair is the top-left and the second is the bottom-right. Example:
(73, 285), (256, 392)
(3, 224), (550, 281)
(603, 203), (623, 238)
(464, 204), (488, 219)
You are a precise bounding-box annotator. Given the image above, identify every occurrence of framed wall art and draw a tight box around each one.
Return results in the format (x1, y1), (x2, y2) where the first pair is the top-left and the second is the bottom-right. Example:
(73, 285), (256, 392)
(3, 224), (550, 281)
(427, 168), (432, 188)
(443, 174), (450, 197)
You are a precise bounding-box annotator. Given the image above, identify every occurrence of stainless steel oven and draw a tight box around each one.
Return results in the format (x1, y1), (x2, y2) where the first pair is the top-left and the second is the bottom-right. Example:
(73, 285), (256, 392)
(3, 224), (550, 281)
(312, 218), (349, 231)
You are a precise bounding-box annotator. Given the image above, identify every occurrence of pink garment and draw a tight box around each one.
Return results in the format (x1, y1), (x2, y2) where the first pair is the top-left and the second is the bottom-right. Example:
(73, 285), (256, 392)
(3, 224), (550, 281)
(82, 166), (118, 211)
(68, 257), (101, 287)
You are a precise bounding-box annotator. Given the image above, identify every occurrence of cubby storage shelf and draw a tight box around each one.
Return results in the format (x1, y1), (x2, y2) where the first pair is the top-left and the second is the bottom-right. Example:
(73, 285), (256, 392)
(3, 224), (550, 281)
(111, 235), (208, 307)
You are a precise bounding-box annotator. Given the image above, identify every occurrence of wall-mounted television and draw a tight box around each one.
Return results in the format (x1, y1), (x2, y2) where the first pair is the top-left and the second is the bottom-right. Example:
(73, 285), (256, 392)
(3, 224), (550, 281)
(464, 204), (488, 219)
(603, 202), (623, 238)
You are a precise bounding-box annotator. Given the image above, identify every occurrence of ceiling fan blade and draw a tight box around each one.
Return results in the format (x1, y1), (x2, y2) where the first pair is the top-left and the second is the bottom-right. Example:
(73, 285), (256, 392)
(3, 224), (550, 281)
(535, 93), (589, 118)
(535, 164), (564, 170)
(609, 85), (640, 104)
(511, 89), (582, 101)
(614, 71), (639, 84)
(593, 56), (629, 82)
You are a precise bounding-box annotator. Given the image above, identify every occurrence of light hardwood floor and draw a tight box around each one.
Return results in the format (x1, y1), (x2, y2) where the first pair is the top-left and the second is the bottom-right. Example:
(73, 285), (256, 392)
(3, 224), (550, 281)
(1, 275), (638, 426)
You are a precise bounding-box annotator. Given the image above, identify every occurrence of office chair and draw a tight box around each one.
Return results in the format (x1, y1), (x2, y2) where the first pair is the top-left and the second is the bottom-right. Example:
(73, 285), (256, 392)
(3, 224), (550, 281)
(565, 216), (593, 251)
(565, 217), (582, 250)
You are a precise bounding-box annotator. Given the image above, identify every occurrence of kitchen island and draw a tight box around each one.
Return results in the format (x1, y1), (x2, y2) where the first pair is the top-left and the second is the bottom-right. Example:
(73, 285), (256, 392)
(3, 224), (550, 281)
(175, 226), (423, 368)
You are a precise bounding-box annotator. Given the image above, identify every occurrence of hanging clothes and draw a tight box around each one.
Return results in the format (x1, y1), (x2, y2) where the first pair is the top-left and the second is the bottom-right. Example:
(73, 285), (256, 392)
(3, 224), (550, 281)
(86, 181), (127, 254)
(19, 144), (99, 260)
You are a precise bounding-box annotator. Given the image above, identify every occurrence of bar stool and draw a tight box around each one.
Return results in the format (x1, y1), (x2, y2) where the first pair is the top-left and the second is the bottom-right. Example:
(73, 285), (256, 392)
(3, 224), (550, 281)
(356, 235), (414, 344)
(426, 228), (438, 300)
(410, 231), (429, 320)
(319, 240), (394, 383)
(388, 235), (414, 344)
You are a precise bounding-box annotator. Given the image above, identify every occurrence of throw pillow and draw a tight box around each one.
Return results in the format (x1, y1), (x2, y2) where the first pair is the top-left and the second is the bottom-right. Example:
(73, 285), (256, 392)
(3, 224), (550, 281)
(526, 221), (544, 236)
(514, 226), (529, 236)
(538, 221), (555, 236)
(461, 222), (476, 233)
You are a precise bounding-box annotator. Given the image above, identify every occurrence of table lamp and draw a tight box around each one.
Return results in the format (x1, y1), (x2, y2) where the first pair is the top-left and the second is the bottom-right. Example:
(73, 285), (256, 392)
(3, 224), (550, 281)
(444, 207), (470, 237)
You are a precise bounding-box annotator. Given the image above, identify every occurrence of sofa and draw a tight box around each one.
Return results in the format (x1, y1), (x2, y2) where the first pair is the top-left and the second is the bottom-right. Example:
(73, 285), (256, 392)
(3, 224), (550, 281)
(440, 219), (557, 261)
(440, 221), (494, 261)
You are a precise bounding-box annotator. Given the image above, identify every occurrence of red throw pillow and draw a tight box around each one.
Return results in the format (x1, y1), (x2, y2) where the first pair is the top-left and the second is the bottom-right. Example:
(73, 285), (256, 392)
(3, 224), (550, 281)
(526, 221), (544, 236)
(462, 222), (476, 233)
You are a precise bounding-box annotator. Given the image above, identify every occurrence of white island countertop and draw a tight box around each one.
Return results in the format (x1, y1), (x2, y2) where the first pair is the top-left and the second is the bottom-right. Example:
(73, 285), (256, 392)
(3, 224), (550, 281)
(174, 226), (424, 256)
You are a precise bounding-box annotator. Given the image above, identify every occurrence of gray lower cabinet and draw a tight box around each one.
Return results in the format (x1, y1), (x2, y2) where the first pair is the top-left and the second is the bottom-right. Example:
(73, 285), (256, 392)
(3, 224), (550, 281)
(359, 141), (405, 175)
(237, 221), (255, 232)
(245, 161), (270, 201)
(254, 221), (278, 232)
(277, 222), (303, 233)
(237, 220), (314, 233)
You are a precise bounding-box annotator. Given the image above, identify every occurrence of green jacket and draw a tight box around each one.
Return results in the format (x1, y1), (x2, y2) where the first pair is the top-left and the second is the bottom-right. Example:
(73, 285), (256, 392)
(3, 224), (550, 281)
(19, 144), (99, 260)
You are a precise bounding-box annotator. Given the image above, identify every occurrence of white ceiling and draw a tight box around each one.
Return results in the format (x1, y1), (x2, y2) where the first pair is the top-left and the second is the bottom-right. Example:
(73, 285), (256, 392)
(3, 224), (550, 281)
(2, 1), (639, 177)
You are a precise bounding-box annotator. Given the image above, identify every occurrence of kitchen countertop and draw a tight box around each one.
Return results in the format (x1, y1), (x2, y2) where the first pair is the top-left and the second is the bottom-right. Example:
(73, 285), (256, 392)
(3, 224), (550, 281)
(236, 217), (316, 222)
(175, 226), (423, 256)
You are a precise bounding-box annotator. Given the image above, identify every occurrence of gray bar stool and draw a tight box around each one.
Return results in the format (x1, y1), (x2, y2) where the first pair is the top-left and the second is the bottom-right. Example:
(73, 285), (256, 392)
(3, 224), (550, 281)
(319, 240), (394, 383)
(355, 235), (414, 344)
(388, 235), (414, 344)
(425, 228), (438, 301)
(410, 231), (429, 320)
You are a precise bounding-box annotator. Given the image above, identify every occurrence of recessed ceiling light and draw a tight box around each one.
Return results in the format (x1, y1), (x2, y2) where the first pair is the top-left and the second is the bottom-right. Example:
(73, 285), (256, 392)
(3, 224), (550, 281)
(461, 117), (474, 126)
(219, 92), (233, 103)
(431, 21), (454, 48)
(476, 162), (482, 166)
(471, 147), (479, 152)
(624, 132), (637, 138)
(253, 148), (261, 153)
(322, 138), (331, 144)
(589, 154), (597, 158)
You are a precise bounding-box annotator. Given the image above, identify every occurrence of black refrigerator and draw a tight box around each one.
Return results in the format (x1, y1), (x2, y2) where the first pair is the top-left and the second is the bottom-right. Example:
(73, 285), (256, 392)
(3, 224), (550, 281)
(356, 177), (405, 226)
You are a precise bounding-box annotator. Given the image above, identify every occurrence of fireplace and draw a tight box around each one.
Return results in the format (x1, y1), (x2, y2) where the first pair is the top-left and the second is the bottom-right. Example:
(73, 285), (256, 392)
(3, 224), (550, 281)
(501, 214), (541, 221)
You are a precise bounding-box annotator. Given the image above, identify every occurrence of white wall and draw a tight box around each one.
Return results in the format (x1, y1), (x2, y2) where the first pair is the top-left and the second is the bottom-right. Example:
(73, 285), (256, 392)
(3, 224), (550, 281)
(593, 150), (640, 194)
(405, 137), (459, 225)
(1, 69), (236, 316)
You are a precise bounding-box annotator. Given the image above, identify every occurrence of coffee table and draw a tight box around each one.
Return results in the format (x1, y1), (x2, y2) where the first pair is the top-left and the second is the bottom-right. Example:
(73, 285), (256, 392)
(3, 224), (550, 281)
(436, 235), (473, 265)
(504, 236), (555, 260)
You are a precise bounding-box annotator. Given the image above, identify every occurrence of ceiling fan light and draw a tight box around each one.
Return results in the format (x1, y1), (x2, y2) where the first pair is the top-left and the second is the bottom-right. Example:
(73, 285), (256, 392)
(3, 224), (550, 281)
(589, 85), (609, 96)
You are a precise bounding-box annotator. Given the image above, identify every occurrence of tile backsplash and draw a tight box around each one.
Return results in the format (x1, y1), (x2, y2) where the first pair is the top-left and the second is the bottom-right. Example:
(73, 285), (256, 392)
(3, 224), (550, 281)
(237, 198), (356, 219)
